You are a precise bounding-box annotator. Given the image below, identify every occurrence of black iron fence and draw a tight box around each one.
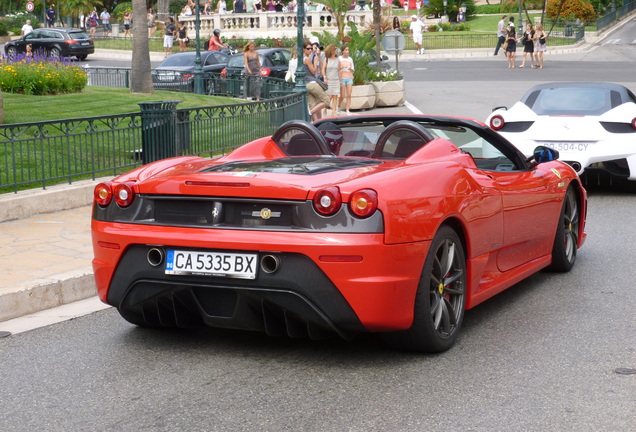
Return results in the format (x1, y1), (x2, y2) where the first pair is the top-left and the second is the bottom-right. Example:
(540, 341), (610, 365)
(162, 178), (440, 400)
(597, 0), (636, 31)
(0, 93), (304, 194)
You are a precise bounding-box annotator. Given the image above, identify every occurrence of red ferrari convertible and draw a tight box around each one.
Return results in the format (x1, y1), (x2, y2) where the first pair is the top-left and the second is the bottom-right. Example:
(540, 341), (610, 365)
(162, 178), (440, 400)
(91, 115), (587, 352)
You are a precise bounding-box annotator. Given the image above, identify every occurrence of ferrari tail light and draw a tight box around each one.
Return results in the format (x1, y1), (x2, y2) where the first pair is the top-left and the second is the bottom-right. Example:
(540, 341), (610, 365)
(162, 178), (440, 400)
(349, 189), (378, 218)
(313, 187), (342, 216)
(631, 117), (636, 130)
(490, 115), (505, 131)
(181, 73), (194, 81)
(260, 67), (271, 77)
(113, 182), (135, 207)
(220, 68), (227, 78)
(94, 182), (113, 207)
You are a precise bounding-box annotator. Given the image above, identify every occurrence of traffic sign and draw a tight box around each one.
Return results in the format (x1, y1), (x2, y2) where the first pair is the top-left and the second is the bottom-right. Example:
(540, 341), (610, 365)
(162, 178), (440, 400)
(381, 30), (406, 55)
(26, 2), (35, 12)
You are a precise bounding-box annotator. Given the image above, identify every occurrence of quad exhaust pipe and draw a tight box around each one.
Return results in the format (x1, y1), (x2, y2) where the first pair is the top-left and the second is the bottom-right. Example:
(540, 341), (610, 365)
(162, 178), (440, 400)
(146, 247), (281, 274)
(260, 254), (281, 274)
(147, 247), (165, 267)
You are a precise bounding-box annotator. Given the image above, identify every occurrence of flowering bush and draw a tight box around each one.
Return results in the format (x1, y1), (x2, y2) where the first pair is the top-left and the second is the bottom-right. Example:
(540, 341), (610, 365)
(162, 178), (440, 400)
(546, 0), (597, 23)
(367, 70), (402, 82)
(0, 55), (88, 95)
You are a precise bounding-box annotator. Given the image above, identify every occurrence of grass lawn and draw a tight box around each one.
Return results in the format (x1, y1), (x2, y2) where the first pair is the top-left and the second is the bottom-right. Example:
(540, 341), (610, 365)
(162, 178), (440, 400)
(2, 87), (239, 125)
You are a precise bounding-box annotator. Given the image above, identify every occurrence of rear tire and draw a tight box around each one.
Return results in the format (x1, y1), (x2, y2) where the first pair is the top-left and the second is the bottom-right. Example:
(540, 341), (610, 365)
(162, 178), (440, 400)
(547, 186), (579, 272)
(6, 46), (17, 58)
(49, 46), (61, 58)
(383, 225), (467, 353)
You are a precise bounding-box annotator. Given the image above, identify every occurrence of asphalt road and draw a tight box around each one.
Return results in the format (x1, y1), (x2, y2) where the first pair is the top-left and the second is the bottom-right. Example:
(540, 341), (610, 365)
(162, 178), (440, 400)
(1, 21), (636, 432)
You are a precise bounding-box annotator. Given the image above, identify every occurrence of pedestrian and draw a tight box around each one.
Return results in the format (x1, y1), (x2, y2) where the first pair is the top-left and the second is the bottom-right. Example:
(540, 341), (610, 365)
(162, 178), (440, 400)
(87, 9), (99, 37)
(310, 41), (324, 81)
(322, 44), (341, 116)
(267, 0), (276, 11)
(46, 4), (56, 28)
(234, 0), (246, 13)
(158, 17), (177, 57)
(303, 41), (320, 79)
(244, 41), (261, 100)
(25, 44), (33, 57)
(204, 0), (214, 14)
(533, 23), (547, 69)
(392, 16), (401, 31)
(493, 15), (507, 56)
(100, 8), (111, 37)
(409, 15), (425, 55)
(218, 0), (228, 14)
(147, 8), (157, 38)
(177, 21), (188, 52)
(338, 44), (354, 115)
(21, 20), (33, 36)
(520, 23), (535, 68)
(505, 21), (517, 68)
(123, 11), (132, 39)
(285, 46), (298, 82)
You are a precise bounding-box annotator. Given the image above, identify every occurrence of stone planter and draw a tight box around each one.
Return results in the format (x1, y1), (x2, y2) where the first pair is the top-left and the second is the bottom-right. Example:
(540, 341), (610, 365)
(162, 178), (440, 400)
(343, 84), (376, 111)
(370, 79), (405, 107)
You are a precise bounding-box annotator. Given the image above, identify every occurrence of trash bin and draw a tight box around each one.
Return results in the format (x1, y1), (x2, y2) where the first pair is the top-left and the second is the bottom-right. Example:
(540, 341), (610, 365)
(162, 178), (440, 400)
(565, 24), (573, 37)
(138, 101), (182, 164)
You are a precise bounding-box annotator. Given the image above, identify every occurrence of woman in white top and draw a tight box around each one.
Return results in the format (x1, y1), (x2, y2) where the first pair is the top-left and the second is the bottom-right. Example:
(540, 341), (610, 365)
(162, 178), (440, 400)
(217, 0), (228, 14)
(285, 46), (298, 82)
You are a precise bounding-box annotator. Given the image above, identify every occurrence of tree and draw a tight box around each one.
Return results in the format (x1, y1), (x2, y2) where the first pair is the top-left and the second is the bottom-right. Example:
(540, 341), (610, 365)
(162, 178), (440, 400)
(61, 0), (102, 27)
(130, 0), (153, 93)
(313, 0), (354, 42)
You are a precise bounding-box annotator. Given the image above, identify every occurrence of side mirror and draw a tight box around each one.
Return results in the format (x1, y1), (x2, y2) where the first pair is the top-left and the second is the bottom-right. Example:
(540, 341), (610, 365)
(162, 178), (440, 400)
(533, 146), (559, 164)
(492, 106), (508, 112)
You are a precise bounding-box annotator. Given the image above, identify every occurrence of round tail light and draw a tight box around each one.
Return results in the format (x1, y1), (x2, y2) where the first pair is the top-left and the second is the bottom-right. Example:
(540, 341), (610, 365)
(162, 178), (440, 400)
(94, 182), (113, 207)
(113, 182), (136, 208)
(631, 117), (636, 130)
(220, 68), (227, 78)
(260, 67), (271, 77)
(313, 187), (342, 216)
(349, 189), (378, 218)
(490, 115), (505, 131)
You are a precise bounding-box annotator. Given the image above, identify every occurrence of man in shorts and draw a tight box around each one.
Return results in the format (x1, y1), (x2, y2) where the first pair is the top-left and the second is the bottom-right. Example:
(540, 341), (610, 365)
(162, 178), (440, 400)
(160, 17), (177, 57)
(410, 15), (425, 55)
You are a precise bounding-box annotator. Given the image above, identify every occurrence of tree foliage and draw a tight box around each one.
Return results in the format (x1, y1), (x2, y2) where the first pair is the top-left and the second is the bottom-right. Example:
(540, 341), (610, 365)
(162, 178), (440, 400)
(312, 0), (354, 42)
(546, 0), (596, 22)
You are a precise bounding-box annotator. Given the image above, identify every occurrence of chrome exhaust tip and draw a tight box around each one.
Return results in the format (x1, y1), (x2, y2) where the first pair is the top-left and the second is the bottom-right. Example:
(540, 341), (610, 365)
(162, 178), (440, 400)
(147, 247), (165, 267)
(570, 161), (582, 172)
(260, 254), (281, 274)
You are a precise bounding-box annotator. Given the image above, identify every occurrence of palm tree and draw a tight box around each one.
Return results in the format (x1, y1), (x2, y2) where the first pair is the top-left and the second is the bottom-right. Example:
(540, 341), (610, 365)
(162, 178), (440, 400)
(61, 0), (102, 27)
(313, 0), (354, 42)
(130, 0), (153, 93)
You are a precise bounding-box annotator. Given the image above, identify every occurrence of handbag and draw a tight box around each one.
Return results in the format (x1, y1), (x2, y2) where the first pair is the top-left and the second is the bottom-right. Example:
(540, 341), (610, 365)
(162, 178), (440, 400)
(502, 40), (509, 51)
(316, 79), (328, 91)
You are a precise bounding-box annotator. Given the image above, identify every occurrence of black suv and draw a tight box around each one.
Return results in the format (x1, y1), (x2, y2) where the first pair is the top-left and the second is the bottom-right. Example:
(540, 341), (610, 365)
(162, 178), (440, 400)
(4, 28), (94, 60)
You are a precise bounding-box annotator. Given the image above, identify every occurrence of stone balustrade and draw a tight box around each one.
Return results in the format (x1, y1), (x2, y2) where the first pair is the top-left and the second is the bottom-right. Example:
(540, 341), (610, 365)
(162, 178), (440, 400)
(178, 10), (373, 39)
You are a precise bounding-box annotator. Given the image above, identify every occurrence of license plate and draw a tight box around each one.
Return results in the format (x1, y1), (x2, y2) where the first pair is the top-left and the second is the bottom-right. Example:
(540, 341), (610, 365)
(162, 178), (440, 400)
(541, 142), (591, 152)
(165, 250), (257, 279)
(80, 42), (90, 46)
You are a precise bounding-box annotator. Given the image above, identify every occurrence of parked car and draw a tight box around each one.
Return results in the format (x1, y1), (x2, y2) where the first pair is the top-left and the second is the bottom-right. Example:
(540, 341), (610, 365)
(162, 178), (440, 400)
(91, 114), (587, 353)
(486, 82), (636, 183)
(4, 27), (94, 60)
(220, 48), (290, 79)
(151, 51), (230, 94)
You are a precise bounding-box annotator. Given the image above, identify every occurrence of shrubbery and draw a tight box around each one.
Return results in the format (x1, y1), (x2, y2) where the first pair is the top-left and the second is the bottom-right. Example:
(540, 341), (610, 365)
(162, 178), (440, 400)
(0, 56), (88, 95)
(2, 12), (41, 36)
(546, 0), (597, 23)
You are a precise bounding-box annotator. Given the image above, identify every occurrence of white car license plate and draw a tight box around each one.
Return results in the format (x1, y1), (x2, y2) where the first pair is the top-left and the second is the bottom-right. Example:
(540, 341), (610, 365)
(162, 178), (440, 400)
(541, 142), (591, 152)
(165, 250), (257, 279)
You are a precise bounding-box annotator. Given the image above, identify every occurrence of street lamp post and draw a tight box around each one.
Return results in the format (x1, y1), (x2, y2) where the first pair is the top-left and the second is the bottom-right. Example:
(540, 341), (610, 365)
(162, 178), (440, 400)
(193, 1), (204, 94)
(443, 0), (447, 18)
(293, 0), (309, 122)
(518, 0), (523, 36)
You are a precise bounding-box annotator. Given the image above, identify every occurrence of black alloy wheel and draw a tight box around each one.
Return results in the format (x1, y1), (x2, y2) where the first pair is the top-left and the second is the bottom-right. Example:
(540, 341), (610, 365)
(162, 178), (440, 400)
(547, 186), (579, 272)
(384, 225), (467, 353)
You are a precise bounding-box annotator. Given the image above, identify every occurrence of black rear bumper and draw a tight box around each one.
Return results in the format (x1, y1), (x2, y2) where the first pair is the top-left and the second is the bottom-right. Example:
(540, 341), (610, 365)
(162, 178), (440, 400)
(107, 245), (365, 340)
